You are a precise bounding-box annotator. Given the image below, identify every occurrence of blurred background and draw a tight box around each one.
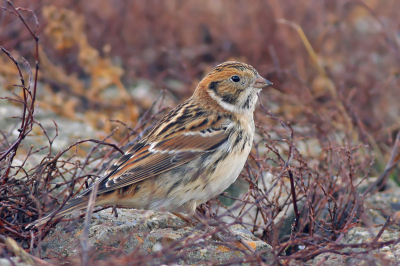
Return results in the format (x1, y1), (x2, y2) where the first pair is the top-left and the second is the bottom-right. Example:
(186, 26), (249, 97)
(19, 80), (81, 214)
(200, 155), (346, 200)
(1, 0), (398, 144)
(1, 0), (400, 260)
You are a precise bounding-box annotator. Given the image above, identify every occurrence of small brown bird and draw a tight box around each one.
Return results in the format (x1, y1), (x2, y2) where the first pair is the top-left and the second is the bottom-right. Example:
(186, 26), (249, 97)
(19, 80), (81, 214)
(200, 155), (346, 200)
(27, 61), (272, 228)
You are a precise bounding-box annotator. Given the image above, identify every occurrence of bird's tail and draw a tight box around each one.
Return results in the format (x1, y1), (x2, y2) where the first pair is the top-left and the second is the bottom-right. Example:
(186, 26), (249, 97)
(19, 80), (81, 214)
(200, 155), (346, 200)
(26, 197), (90, 229)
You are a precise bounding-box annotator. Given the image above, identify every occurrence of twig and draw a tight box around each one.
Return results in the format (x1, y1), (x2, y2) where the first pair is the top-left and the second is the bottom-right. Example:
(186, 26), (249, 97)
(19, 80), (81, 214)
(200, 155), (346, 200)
(4, 237), (53, 266)
(0, 0), (39, 167)
(372, 215), (392, 243)
(363, 131), (400, 196)
(81, 182), (99, 266)
(289, 170), (299, 238)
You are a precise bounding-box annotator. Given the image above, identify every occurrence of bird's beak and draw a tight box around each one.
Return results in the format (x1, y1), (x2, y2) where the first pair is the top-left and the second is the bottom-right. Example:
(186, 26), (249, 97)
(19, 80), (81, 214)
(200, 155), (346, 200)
(254, 76), (273, 89)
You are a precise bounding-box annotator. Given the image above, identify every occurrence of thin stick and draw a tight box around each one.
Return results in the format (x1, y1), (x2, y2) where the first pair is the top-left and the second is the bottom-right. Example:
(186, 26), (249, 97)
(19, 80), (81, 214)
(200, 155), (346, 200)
(363, 131), (400, 196)
(289, 170), (299, 238)
(81, 183), (99, 266)
(372, 215), (391, 243)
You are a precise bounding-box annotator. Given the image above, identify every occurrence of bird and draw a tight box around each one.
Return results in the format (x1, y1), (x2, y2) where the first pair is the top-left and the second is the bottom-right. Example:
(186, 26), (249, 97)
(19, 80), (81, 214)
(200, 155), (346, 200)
(27, 61), (272, 229)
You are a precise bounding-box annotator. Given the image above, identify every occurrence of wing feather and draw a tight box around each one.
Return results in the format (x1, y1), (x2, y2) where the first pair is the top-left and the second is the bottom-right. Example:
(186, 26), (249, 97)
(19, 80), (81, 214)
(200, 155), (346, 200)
(95, 129), (229, 194)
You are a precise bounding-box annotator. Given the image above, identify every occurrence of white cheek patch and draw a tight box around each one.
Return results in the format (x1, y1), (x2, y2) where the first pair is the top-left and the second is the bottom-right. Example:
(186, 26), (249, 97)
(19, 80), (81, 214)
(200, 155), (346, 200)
(207, 89), (240, 113)
(208, 88), (258, 115)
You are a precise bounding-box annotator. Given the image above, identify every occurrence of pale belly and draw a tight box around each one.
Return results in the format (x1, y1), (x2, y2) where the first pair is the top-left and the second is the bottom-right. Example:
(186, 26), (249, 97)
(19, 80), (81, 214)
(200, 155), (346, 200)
(175, 132), (253, 208)
(193, 147), (250, 203)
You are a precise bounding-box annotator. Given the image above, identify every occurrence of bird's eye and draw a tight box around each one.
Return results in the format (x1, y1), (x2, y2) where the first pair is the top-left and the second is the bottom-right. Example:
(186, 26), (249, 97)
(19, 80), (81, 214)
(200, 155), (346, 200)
(231, 75), (241, 82)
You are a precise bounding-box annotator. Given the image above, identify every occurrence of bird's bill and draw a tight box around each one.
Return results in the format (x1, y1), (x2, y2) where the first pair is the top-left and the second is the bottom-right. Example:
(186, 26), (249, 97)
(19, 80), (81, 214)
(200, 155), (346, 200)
(254, 76), (273, 88)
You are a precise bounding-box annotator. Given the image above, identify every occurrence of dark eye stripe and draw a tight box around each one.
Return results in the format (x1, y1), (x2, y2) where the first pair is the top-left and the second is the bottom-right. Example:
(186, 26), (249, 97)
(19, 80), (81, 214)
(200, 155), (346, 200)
(208, 81), (220, 93)
(221, 94), (237, 104)
(209, 81), (240, 104)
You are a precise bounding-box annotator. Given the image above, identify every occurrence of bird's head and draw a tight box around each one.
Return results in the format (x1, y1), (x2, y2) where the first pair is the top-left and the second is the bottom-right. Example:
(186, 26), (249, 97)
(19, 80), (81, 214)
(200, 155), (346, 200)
(194, 61), (272, 114)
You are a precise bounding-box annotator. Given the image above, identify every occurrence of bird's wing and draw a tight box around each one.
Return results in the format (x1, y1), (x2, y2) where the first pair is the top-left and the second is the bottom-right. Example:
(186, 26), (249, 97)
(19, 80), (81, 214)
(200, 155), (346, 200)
(80, 118), (231, 196)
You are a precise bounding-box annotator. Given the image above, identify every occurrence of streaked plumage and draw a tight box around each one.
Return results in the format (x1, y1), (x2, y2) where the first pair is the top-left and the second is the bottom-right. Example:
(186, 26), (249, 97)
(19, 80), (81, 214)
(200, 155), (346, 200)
(27, 61), (272, 228)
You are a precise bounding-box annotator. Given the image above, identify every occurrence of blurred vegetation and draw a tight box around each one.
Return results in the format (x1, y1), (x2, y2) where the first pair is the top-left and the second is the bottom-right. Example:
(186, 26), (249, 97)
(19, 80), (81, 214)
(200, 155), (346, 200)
(1, 0), (399, 162)
(1, 0), (400, 264)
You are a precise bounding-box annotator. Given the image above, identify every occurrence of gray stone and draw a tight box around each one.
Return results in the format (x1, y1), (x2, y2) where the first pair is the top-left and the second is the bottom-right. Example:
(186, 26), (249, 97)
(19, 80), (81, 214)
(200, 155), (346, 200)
(0, 258), (32, 266)
(40, 209), (273, 265)
(310, 226), (400, 265)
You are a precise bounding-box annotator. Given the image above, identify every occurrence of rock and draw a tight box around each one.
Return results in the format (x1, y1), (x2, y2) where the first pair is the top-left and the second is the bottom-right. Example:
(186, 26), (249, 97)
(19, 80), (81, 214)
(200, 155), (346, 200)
(39, 208), (274, 265)
(0, 258), (32, 266)
(305, 180), (400, 265)
(310, 226), (400, 265)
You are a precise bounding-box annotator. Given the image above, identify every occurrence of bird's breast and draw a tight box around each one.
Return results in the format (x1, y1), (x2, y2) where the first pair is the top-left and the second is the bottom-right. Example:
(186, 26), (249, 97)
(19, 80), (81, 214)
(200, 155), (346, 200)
(192, 126), (254, 202)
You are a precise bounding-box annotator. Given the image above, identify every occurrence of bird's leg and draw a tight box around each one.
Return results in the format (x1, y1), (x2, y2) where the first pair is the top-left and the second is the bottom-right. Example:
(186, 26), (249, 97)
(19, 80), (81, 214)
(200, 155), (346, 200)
(171, 212), (196, 225)
(171, 200), (202, 225)
(171, 211), (228, 242)
(112, 205), (119, 218)
(172, 206), (255, 253)
(193, 211), (229, 242)
(171, 211), (212, 229)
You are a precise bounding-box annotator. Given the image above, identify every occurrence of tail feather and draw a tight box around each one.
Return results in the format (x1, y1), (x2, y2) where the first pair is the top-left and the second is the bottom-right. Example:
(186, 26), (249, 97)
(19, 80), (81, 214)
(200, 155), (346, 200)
(26, 197), (89, 229)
